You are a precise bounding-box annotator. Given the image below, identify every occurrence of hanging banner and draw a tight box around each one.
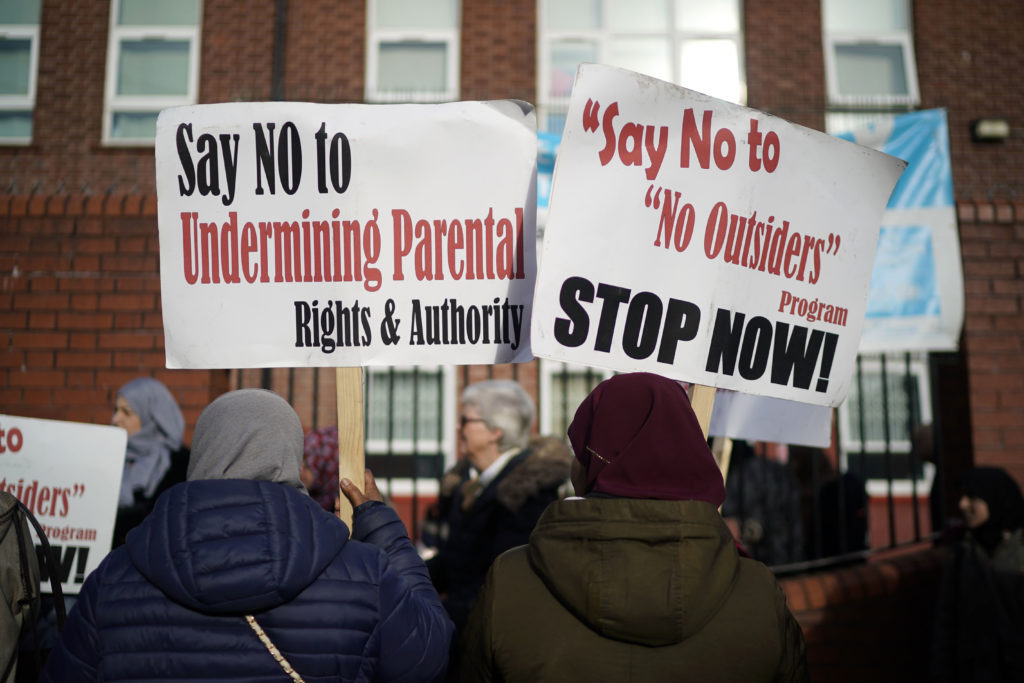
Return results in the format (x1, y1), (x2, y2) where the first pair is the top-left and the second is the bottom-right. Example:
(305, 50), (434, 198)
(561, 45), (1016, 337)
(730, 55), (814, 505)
(836, 109), (963, 352)
(0, 414), (126, 595)
(156, 101), (538, 369)
(531, 64), (906, 407)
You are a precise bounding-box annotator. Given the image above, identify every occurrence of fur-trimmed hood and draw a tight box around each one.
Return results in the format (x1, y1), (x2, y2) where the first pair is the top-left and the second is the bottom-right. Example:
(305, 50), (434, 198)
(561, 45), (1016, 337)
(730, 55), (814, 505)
(496, 436), (573, 512)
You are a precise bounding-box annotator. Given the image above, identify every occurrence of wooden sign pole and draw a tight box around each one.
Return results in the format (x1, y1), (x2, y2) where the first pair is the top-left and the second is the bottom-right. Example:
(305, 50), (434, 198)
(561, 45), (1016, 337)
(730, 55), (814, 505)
(688, 383), (731, 487)
(335, 367), (366, 531)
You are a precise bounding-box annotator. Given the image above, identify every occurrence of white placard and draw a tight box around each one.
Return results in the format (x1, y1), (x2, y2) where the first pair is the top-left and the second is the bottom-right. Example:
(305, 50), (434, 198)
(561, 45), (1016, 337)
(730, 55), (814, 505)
(708, 391), (833, 448)
(0, 415), (126, 595)
(156, 101), (538, 369)
(532, 65), (906, 407)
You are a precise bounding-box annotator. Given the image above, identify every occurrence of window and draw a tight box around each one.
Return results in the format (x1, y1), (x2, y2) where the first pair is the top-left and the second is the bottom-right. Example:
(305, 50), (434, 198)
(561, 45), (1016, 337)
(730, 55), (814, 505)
(538, 0), (745, 135)
(103, 0), (201, 145)
(539, 360), (613, 437)
(366, 0), (460, 103)
(0, 0), (41, 144)
(837, 351), (933, 496)
(822, 0), (918, 118)
(365, 365), (456, 492)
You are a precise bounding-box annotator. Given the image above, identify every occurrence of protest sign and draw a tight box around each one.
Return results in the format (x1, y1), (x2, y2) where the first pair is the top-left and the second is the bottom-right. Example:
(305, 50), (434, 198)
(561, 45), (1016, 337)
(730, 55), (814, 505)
(532, 64), (906, 407)
(836, 109), (963, 352)
(156, 100), (538, 369)
(708, 390), (832, 448)
(0, 414), (126, 595)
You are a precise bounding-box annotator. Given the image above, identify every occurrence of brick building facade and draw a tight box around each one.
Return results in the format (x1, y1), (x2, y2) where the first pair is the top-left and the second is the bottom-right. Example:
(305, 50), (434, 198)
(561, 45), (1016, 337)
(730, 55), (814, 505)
(2, 2), (1023, 678)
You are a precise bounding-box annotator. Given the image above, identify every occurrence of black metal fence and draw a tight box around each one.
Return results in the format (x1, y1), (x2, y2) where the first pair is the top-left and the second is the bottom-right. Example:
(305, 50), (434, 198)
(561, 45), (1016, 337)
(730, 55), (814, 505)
(240, 351), (944, 570)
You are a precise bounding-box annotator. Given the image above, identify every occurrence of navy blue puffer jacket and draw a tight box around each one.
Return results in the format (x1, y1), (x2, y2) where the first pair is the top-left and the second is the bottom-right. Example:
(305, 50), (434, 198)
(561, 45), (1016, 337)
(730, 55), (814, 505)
(41, 479), (453, 682)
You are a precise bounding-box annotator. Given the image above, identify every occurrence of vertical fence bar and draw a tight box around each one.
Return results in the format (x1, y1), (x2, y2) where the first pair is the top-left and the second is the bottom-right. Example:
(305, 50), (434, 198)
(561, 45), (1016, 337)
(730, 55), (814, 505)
(880, 354), (896, 546)
(905, 352), (921, 541)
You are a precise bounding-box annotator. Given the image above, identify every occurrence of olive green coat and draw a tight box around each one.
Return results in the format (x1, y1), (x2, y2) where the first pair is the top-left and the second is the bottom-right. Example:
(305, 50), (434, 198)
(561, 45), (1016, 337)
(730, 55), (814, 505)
(457, 497), (808, 682)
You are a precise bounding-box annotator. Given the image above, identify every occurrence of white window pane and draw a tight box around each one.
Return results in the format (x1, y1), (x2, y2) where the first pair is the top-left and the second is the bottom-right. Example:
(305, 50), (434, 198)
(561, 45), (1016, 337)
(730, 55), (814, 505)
(117, 39), (191, 96)
(0, 0), (41, 24)
(835, 43), (908, 96)
(0, 110), (31, 138)
(545, 0), (600, 30)
(550, 40), (597, 97)
(119, 0), (200, 26)
(378, 42), (447, 92)
(824, 0), (907, 32)
(368, 371), (442, 443)
(0, 37), (31, 95)
(608, 0), (668, 32)
(375, 0), (456, 29)
(680, 39), (741, 103)
(110, 111), (158, 139)
(608, 37), (671, 81)
(676, 0), (739, 32)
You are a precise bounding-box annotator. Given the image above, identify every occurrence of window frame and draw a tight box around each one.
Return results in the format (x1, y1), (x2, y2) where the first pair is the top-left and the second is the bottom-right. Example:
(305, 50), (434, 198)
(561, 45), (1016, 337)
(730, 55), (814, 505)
(536, 0), (746, 135)
(0, 20), (41, 145)
(364, 364), (456, 496)
(364, 0), (460, 103)
(102, 0), (202, 146)
(538, 359), (613, 437)
(821, 0), (920, 108)
(837, 351), (933, 496)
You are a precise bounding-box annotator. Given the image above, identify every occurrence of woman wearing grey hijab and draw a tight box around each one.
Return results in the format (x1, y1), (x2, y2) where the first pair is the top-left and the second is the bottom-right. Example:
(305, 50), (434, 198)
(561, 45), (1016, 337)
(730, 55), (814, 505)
(43, 389), (453, 683)
(112, 377), (185, 507)
(111, 377), (187, 547)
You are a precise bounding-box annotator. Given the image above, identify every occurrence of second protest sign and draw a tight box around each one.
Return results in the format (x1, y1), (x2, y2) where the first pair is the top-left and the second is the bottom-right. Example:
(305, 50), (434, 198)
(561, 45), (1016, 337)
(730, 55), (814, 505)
(532, 64), (906, 408)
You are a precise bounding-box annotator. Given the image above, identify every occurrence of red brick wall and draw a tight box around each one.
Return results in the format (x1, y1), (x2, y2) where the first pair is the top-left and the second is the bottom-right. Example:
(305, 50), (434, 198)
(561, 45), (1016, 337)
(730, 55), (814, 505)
(958, 200), (1024, 484)
(914, 0), (1024, 201)
(461, 0), (536, 103)
(745, 0), (826, 131)
(0, 194), (226, 441)
(781, 545), (945, 682)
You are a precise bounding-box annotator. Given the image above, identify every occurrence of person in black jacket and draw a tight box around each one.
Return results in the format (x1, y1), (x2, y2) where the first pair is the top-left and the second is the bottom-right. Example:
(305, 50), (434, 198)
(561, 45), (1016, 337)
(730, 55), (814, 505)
(427, 380), (570, 634)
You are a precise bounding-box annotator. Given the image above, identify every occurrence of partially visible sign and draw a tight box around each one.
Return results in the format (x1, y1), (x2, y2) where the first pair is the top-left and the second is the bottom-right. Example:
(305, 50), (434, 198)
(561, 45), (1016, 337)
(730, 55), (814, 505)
(156, 101), (538, 369)
(532, 64), (906, 407)
(837, 109), (963, 352)
(0, 415), (126, 595)
(709, 390), (832, 448)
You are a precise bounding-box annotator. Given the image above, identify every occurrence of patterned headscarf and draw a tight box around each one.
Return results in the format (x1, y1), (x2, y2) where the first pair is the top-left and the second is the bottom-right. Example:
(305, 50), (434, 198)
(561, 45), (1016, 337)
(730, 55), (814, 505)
(117, 378), (185, 507)
(567, 372), (725, 505)
(303, 426), (340, 511)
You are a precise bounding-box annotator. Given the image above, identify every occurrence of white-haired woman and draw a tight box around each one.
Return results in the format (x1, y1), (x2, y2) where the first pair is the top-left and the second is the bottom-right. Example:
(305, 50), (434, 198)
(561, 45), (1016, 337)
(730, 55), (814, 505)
(427, 380), (572, 634)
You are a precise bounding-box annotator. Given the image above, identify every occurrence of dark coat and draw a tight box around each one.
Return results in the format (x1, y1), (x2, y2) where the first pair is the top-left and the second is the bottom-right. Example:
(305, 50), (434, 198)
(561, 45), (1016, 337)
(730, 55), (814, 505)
(428, 445), (569, 633)
(931, 529), (1024, 682)
(457, 498), (809, 683)
(41, 479), (453, 682)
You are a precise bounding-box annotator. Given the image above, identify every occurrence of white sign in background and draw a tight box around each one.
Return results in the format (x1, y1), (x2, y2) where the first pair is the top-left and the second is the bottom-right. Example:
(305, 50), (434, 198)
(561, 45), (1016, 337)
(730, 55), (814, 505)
(0, 415), (126, 595)
(532, 65), (906, 407)
(156, 101), (538, 369)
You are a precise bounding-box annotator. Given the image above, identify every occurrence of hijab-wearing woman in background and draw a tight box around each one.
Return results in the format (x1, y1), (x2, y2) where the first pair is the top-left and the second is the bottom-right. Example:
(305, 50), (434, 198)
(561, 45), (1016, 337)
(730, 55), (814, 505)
(931, 466), (1024, 683)
(457, 372), (807, 682)
(111, 377), (187, 547)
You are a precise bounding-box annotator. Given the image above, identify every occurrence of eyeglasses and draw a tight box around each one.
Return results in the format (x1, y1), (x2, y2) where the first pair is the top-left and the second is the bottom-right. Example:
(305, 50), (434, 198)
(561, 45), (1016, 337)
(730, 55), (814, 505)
(460, 416), (487, 428)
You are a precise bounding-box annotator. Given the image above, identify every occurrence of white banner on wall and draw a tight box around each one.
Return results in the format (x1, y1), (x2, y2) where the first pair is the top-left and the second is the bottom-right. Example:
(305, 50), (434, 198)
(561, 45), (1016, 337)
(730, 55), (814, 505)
(156, 101), (538, 369)
(0, 414), (126, 595)
(531, 64), (906, 407)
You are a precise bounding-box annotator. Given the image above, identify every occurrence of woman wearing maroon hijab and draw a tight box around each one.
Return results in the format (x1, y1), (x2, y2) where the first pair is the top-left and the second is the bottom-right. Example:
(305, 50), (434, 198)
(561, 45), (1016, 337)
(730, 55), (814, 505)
(457, 373), (808, 682)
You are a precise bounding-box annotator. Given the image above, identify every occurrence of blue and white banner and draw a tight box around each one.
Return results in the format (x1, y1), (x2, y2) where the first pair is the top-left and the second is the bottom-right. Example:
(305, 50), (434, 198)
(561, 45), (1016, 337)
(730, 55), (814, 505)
(836, 109), (963, 352)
